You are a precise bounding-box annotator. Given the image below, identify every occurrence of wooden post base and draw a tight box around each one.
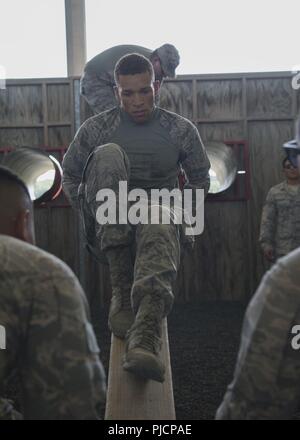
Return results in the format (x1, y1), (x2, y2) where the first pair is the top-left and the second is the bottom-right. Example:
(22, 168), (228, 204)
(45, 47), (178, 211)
(105, 318), (176, 420)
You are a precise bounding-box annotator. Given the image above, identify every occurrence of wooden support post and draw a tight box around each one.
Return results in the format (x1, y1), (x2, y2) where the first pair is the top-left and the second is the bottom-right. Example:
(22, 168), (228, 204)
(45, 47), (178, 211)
(105, 318), (176, 420)
(65, 0), (87, 77)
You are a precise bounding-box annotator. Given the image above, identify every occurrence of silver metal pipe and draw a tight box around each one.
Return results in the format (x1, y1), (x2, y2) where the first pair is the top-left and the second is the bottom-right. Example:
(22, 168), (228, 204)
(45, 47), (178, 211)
(1, 147), (62, 204)
(205, 141), (238, 193)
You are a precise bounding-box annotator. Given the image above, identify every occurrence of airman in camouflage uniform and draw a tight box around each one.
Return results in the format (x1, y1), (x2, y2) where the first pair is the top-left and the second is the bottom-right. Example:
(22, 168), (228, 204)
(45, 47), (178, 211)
(216, 248), (300, 419)
(259, 157), (300, 261)
(63, 53), (210, 382)
(0, 167), (106, 420)
(80, 44), (180, 114)
(216, 127), (300, 419)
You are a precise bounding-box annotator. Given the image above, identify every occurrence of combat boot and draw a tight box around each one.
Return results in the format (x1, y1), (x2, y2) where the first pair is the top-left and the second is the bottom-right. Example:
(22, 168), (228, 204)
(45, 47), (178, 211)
(123, 294), (165, 382)
(106, 247), (135, 339)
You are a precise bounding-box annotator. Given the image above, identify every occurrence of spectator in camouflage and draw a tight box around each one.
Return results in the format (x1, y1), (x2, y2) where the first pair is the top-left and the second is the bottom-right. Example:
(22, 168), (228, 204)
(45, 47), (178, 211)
(259, 156), (300, 262)
(216, 121), (300, 420)
(0, 166), (106, 420)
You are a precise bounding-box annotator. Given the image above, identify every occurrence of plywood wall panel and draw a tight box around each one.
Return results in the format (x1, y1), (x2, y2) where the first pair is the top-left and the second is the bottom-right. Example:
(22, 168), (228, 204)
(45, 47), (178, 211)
(159, 81), (193, 119)
(247, 78), (292, 118)
(47, 84), (71, 122)
(0, 128), (44, 148)
(197, 80), (243, 119)
(0, 85), (43, 125)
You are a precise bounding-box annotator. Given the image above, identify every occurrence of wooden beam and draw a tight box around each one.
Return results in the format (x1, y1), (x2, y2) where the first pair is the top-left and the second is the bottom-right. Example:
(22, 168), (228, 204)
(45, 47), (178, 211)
(65, 0), (87, 77)
(105, 318), (176, 420)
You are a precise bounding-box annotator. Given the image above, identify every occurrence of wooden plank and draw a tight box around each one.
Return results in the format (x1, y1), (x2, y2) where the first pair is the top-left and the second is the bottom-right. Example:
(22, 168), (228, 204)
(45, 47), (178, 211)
(47, 83), (71, 123)
(246, 78), (293, 118)
(45, 207), (79, 274)
(48, 126), (72, 148)
(0, 128), (44, 148)
(0, 84), (43, 125)
(198, 122), (244, 141)
(159, 81), (193, 119)
(42, 83), (49, 146)
(105, 319), (176, 420)
(196, 79), (243, 120)
(176, 202), (250, 302)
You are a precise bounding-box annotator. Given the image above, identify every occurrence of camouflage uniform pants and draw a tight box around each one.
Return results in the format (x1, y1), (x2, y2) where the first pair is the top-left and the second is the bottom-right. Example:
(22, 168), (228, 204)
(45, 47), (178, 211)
(80, 143), (181, 315)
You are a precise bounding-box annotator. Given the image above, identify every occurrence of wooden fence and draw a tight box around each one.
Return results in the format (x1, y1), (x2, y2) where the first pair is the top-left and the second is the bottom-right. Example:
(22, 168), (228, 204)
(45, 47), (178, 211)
(0, 71), (299, 305)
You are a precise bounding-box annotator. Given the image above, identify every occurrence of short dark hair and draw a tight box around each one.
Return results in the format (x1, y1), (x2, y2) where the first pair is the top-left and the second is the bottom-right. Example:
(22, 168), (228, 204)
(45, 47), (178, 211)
(114, 53), (154, 84)
(0, 165), (31, 200)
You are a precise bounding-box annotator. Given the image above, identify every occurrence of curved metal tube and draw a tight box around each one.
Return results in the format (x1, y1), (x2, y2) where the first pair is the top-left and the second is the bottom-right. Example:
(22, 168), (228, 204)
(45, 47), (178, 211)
(2, 147), (62, 204)
(205, 141), (238, 193)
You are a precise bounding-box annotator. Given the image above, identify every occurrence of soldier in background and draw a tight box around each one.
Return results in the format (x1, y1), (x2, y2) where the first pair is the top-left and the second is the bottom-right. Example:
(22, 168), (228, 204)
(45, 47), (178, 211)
(216, 121), (300, 420)
(0, 166), (106, 420)
(63, 53), (210, 383)
(80, 43), (180, 114)
(259, 153), (300, 262)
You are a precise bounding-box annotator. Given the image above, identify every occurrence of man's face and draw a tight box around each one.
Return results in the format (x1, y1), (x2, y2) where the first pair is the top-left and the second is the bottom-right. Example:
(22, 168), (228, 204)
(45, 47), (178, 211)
(115, 71), (159, 124)
(283, 159), (300, 180)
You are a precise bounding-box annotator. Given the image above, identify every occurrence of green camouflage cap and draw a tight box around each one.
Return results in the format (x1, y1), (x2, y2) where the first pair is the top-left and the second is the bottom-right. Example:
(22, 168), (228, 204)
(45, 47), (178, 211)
(156, 44), (180, 78)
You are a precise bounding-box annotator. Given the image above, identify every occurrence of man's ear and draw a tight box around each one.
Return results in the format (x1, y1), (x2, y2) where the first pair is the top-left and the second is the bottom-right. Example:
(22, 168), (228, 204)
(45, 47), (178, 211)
(15, 209), (35, 245)
(114, 85), (121, 104)
(154, 80), (161, 96)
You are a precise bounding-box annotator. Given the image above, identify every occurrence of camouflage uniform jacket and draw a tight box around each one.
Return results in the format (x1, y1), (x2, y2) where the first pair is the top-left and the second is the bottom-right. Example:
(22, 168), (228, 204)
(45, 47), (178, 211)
(0, 235), (106, 420)
(62, 106), (210, 210)
(216, 248), (300, 419)
(259, 181), (300, 258)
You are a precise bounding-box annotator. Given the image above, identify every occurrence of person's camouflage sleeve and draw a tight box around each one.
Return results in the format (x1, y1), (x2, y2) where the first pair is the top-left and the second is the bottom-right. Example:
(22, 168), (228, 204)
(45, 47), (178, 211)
(216, 248), (300, 420)
(159, 111), (210, 196)
(259, 187), (276, 254)
(259, 183), (300, 258)
(80, 69), (118, 115)
(0, 235), (106, 420)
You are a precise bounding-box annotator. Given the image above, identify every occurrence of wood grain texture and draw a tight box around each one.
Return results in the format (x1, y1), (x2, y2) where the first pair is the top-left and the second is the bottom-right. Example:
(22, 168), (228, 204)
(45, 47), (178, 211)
(48, 126), (72, 148)
(0, 85), (43, 125)
(175, 202), (250, 301)
(159, 81), (193, 119)
(246, 78), (293, 118)
(197, 80), (243, 119)
(0, 128), (44, 148)
(47, 84), (71, 122)
(105, 319), (176, 420)
(198, 122), (244, 141)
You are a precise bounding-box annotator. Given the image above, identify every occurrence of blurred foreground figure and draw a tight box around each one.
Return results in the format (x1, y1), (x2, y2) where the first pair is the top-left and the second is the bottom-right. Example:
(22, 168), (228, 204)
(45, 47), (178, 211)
(0, 166), (106, 420)
(217, 121), (300, 420)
